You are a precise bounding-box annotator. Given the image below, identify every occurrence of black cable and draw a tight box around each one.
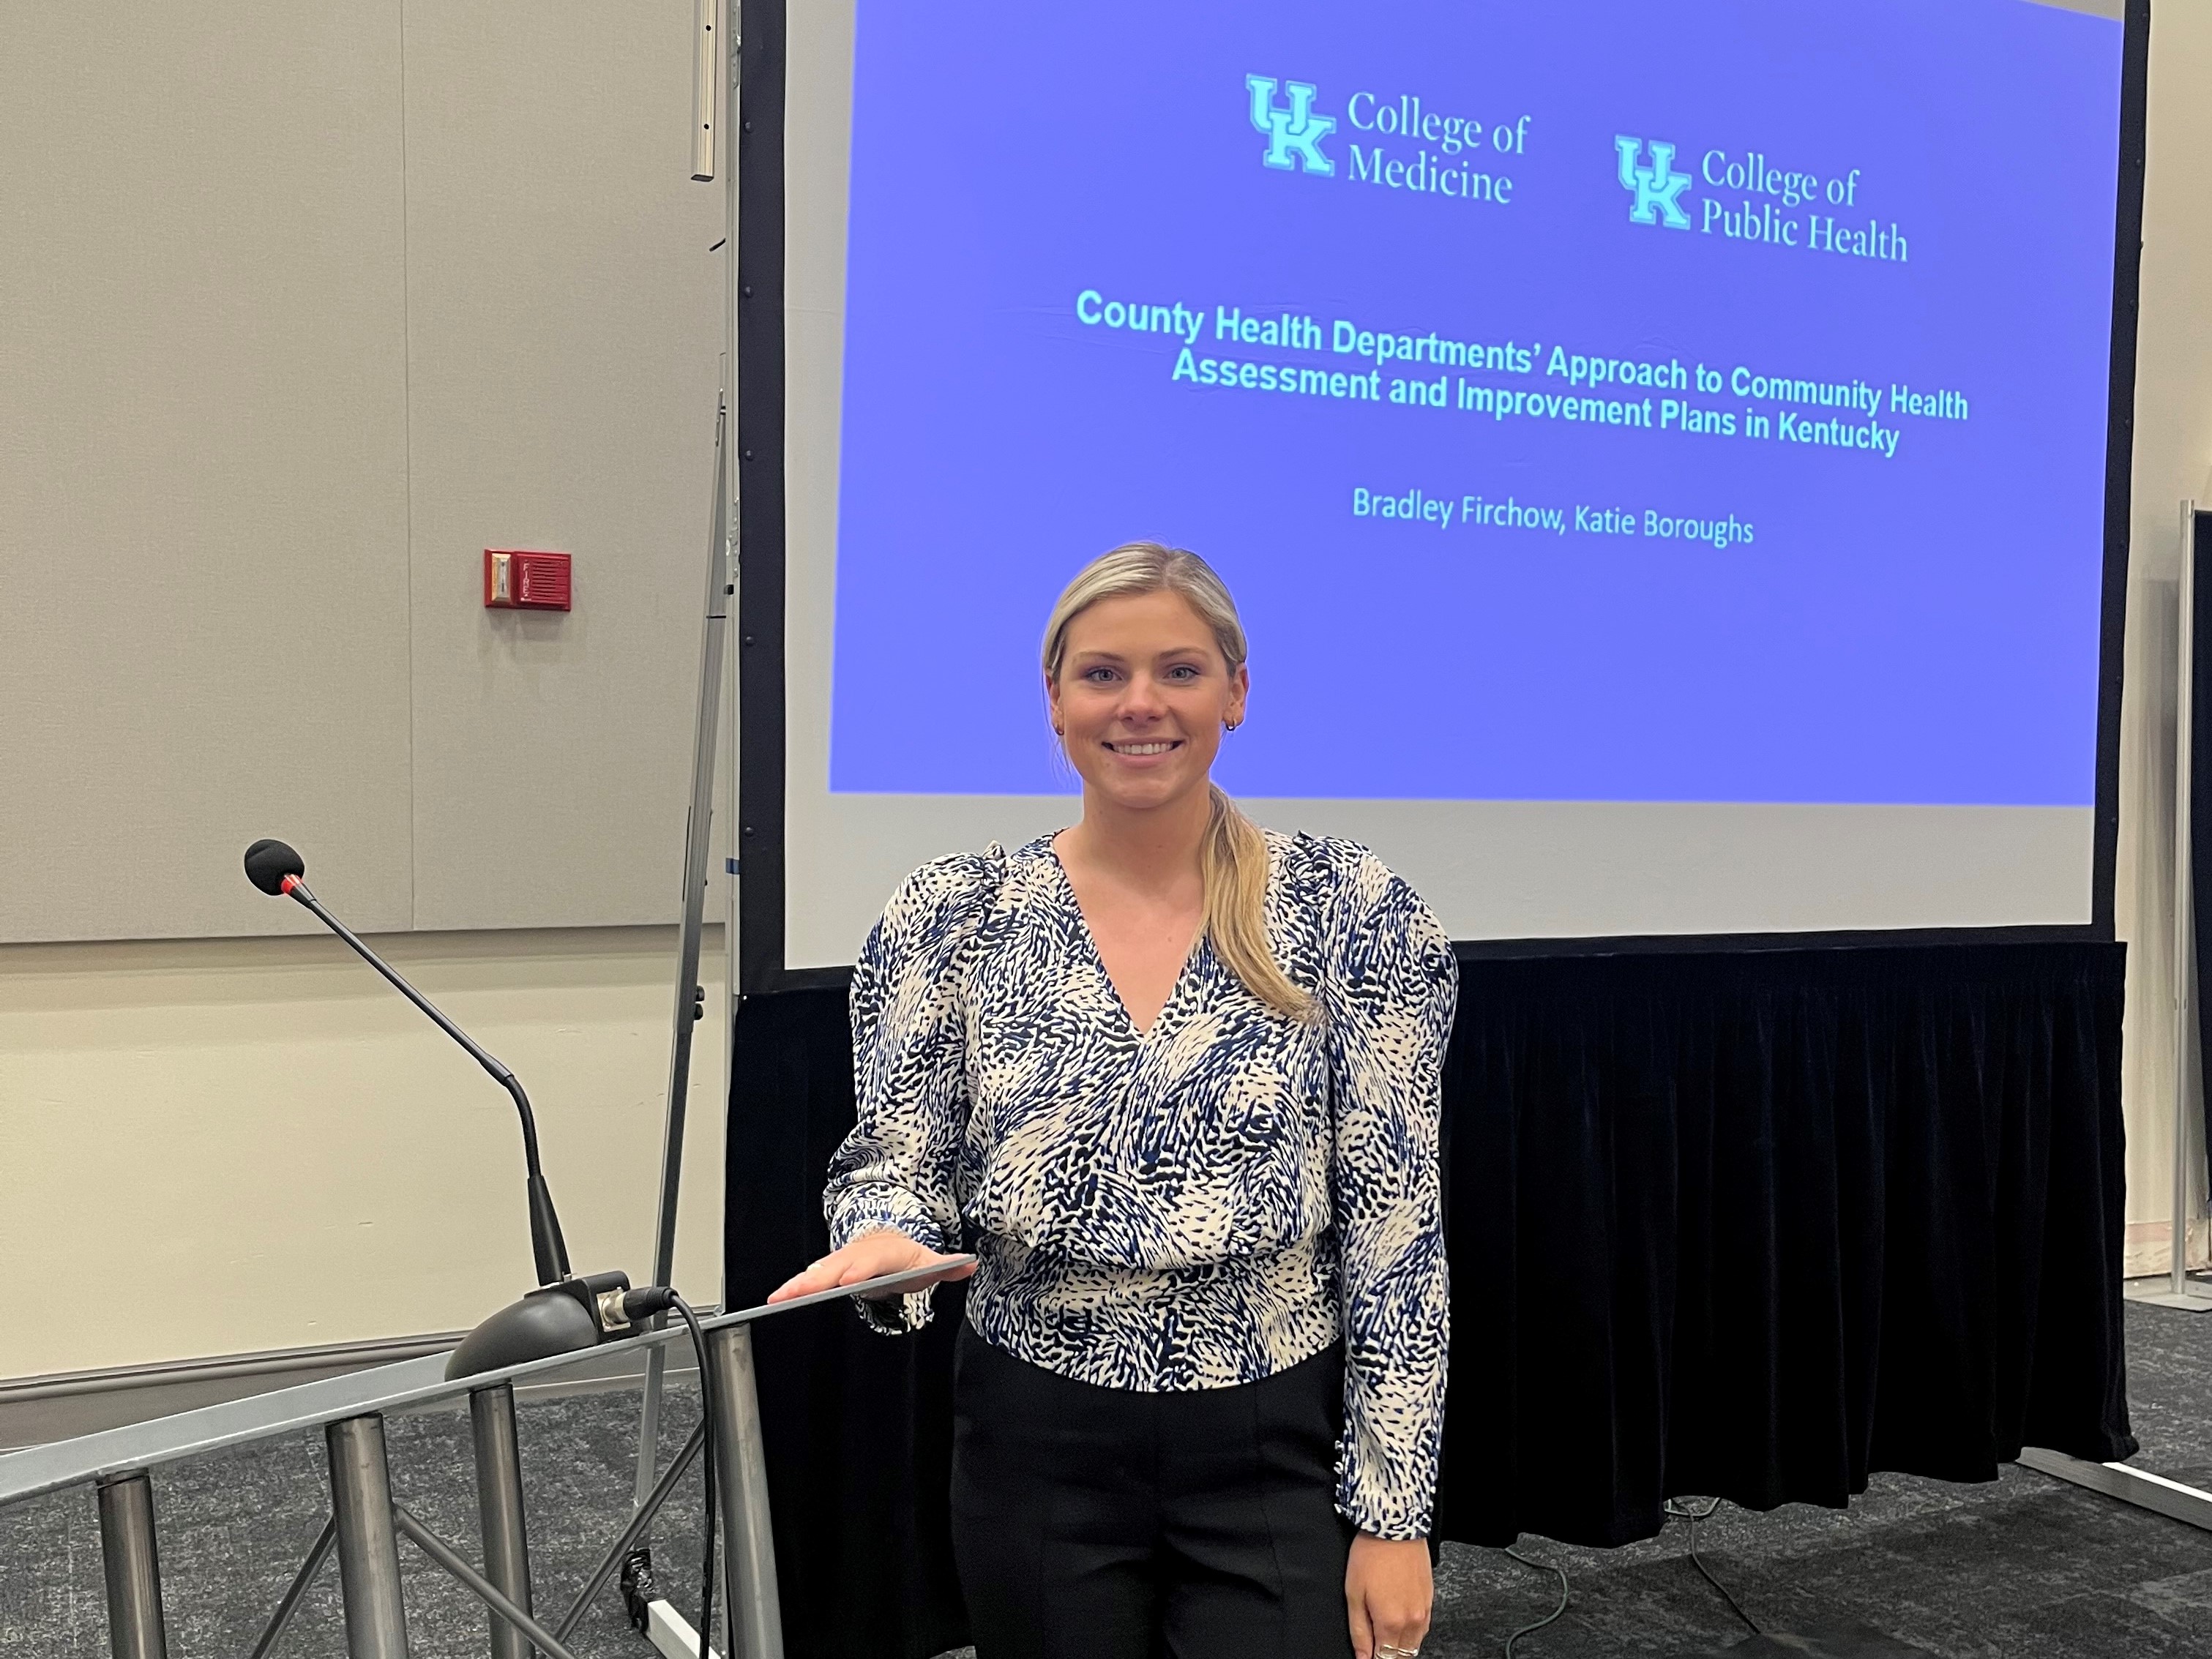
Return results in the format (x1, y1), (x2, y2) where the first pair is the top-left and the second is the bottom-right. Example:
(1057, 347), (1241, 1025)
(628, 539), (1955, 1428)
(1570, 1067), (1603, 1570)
(1501, 1546), (1570, 1657)
(668, 1295), (720, 1657)
(1663, 1497), (1758, 1636)
(623, 1286), (724, 1648)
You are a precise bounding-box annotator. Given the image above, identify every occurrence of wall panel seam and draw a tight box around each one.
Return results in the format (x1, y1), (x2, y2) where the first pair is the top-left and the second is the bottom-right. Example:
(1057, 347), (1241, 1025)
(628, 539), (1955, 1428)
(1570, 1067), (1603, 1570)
(399, 0), (421, 930)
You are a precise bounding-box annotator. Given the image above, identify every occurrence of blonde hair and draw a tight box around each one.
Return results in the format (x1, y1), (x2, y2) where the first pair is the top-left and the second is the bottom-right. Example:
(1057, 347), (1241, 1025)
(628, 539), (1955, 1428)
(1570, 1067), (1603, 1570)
(1040, 542), (1314, 1022)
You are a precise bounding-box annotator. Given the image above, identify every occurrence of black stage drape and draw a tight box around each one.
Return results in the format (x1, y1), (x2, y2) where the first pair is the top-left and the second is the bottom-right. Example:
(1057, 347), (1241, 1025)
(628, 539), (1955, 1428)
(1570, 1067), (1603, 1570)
(725, 940), (2134, 1659)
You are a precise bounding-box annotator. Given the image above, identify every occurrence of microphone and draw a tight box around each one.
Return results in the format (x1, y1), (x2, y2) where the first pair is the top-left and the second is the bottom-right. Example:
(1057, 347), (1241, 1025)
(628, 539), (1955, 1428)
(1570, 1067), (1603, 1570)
(244, 838), (635, 1377)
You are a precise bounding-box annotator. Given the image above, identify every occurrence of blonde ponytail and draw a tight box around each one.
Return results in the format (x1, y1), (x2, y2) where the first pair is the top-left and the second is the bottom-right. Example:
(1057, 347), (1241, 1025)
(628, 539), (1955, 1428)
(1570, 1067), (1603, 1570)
(1200, 784), (1315, 1021)
(1042, 542), (1316, 1022)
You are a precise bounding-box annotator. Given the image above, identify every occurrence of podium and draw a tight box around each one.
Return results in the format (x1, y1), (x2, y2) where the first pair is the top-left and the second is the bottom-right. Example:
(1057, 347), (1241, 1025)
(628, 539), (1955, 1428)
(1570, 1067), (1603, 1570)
(0, 1265), (962, 1659)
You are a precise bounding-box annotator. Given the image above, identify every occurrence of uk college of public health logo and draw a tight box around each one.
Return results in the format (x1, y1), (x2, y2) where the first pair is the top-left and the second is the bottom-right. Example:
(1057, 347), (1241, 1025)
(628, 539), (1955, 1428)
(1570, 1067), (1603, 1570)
(1615, 135), (1692, 228)
(1247, 75), (1336, 175)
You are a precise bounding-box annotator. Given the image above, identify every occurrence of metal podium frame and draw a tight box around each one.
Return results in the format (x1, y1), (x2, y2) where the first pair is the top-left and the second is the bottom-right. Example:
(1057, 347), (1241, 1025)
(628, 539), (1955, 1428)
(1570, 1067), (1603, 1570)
(0, 1266), (959, 1659)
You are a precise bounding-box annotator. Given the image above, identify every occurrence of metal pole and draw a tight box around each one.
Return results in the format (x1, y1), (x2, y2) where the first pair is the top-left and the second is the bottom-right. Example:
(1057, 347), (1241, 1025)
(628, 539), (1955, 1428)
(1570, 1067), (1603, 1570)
(719, 0), (744, 1311)
(708, 1324), (782, 1659)
(328, 1415), (411, 1658)
(392, 1507), (583, 1659)
(96, 1471), (168, 1659)
(247, 1518), (337, 1659)
(2178, 503), (2200, 1299)
(634, 1344), (670, 1513)
(636, 0), (741, 1536)
(556, 1422), (707, 1642)
(635, 392), (732, 1516)
(470, 1385), (534, 1659)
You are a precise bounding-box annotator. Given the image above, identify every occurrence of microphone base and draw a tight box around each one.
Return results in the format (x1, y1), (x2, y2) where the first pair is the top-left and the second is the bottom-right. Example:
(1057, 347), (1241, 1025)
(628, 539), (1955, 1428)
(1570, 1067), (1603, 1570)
(446, 1270), (635, 1380)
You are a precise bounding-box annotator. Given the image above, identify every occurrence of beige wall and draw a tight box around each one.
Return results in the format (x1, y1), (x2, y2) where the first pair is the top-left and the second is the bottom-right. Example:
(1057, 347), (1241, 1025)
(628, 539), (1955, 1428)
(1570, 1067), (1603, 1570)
(0, 927), (728, 1380)
(0, 3), (739, 1379)
(0, 1), (725, 944)
(0, 0), (739, 1384)
(2116, 1), (2212, 1267)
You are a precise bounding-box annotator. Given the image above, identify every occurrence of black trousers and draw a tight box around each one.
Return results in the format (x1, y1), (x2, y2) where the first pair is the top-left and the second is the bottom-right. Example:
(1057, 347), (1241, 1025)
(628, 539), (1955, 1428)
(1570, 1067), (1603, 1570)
(950, 1324), (1356, 1659)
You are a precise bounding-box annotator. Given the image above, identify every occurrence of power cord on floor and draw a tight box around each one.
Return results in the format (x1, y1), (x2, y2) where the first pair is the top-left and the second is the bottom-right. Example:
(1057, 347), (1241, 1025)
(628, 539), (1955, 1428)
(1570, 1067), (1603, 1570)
(1662, 1497), (1759, 1636)
(1500, 1545), (1570, 1657)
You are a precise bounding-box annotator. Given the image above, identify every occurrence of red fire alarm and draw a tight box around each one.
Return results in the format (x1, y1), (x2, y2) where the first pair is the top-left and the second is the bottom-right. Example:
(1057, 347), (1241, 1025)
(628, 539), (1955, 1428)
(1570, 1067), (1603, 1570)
(485, 549), (572, 611)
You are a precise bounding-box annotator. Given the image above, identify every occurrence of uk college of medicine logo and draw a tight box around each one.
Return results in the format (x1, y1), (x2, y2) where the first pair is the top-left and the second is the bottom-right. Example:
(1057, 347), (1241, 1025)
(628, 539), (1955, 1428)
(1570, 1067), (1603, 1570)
(1615, 135), (1692, 228)
(1247, 75), (1336, 175)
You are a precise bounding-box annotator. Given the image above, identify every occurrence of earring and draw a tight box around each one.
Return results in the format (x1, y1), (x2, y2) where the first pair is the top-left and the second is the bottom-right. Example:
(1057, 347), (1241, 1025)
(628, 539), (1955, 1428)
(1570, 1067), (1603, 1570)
(1225, 717), (1241, 733)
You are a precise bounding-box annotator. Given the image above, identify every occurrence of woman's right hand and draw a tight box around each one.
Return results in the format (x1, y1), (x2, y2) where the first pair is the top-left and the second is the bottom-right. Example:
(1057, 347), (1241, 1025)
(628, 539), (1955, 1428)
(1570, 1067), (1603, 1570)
(766, 1228), (976, 1305)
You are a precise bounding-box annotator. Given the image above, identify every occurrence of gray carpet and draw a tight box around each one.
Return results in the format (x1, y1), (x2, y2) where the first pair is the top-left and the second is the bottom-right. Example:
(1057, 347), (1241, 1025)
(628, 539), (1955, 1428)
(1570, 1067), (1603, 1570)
(5, 1301), (2211, 1657)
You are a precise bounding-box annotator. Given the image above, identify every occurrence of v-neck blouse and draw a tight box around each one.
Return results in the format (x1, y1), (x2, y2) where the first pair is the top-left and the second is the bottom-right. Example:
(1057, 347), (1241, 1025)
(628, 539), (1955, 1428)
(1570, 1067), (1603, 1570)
(823, 829), (1458, 1540)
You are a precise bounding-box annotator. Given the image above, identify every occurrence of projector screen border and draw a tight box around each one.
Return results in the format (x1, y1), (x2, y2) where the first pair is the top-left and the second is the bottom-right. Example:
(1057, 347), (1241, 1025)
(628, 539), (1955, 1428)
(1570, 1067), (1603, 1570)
(731, 0), (2150, 995)
(2088, 0), (2153, 944)
(733, 0), (794, 995)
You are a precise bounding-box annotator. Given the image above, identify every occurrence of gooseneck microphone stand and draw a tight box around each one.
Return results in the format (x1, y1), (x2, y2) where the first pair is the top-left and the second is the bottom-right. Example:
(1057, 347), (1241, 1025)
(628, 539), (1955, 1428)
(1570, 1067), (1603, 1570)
(231, 834), (870, 1659)
(254, 851), (572, 1287)
(242, 838), (635, 1378)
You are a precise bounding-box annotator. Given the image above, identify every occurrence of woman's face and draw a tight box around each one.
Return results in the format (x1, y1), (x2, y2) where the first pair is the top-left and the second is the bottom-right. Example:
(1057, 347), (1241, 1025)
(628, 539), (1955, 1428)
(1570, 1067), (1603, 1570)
(1047, 589), (1249, 815)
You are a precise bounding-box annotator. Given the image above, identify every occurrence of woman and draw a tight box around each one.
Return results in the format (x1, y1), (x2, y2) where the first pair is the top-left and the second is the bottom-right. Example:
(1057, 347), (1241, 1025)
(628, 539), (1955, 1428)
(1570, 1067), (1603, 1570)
(770, 543), (1456, 1659)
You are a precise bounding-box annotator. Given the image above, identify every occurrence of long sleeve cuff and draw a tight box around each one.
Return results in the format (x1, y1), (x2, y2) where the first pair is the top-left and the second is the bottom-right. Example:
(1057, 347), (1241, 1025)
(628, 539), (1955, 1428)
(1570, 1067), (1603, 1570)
(1335, 1476), (1435, 1542)
(1331, 1327), (1446, 1538)
(1334, 1394), (1440, 1538)
(826, 1186), (950, 1336)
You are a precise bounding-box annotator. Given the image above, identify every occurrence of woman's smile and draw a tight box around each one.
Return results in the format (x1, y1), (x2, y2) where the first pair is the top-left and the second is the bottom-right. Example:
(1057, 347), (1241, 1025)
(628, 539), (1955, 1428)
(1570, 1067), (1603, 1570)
(1103, 738), (1184, 757)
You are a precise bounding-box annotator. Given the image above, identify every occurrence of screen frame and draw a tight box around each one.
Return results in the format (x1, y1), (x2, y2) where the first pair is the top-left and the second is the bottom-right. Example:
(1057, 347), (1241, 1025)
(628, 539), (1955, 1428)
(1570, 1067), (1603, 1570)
(734, 0), (2149, 995)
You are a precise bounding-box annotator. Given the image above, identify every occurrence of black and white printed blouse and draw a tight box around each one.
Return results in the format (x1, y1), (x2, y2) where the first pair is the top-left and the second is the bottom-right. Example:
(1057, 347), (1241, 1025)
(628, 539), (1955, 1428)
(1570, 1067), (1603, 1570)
(822, 829), (1458, 1540)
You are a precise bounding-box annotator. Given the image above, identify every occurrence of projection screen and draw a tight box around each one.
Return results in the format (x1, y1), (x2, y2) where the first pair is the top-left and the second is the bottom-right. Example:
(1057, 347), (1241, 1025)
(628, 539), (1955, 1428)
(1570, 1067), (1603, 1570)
(739, 0), (2142, 984)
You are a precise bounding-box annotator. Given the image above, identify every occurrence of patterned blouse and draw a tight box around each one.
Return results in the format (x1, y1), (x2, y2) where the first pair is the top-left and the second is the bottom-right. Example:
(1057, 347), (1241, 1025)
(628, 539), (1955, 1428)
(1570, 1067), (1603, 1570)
(822, 829), (1458, 1539)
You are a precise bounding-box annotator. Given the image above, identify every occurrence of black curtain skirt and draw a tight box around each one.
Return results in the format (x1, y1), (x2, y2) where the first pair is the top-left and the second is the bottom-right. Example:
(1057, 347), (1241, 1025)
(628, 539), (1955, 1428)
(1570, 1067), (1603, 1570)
(725, 940), (2133, 1658)
(1432, 940), (2132, 1548)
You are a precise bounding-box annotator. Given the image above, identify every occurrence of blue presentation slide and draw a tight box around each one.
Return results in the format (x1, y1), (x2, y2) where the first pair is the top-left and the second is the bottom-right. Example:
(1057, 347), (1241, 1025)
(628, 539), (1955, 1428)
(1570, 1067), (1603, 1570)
(827, 0), (2121, 805)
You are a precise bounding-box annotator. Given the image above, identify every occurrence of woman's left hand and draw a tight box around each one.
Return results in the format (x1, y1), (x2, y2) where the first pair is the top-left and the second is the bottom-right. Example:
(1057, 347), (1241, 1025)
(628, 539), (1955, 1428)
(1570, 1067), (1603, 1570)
(1345, 1531), (1432, 1659)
